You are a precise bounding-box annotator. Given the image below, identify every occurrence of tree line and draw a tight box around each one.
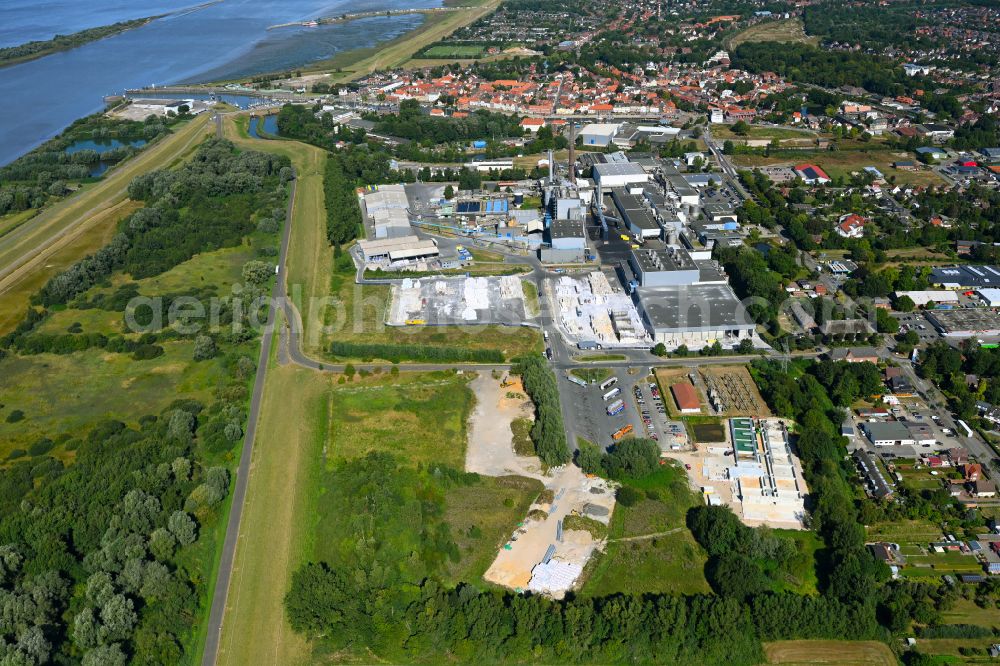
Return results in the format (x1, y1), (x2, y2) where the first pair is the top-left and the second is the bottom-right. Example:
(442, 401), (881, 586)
(329, 341), (504, 364)
(510, 355), (571, 466)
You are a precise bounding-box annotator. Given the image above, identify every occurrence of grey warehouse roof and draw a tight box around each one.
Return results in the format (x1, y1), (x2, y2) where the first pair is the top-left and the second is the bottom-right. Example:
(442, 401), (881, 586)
(550, 218), (586, 239)
(593, 162), (648, 179)
(636, 284), (755, 333)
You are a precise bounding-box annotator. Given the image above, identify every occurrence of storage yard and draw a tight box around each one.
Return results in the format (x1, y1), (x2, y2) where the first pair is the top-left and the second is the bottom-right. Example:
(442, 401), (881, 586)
(483, 467), (616, 598)
(549, 272), (652, 347)
(655, 365), (770, 418)
(388, 275), (529, 325)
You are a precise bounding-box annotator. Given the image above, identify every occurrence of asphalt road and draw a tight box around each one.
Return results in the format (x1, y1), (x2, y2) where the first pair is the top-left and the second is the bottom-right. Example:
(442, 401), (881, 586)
(201, 168), (297, 666)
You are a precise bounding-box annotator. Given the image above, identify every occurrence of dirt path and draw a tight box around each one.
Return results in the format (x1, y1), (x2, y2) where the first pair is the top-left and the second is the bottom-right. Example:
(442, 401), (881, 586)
(610, 527), (684, 543)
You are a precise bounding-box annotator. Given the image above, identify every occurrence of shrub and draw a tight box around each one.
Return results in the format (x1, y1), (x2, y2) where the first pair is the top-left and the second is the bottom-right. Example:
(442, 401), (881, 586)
(617, 486), (642, 507)
(6, 409), (25, 423)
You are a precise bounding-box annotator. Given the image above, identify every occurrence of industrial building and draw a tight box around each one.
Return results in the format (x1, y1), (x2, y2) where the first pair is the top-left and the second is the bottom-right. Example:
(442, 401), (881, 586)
(861, 421), (934, 447)
(633, 283), (756, 346)
(628, 247), (700, 287)
(670, 382), (701, 414)
(592, 162), (649, 190)
(579, 123), (621, 147)
(727, 419), (808, 528)
(894, 290), (959, 307)
(927, 308), (1000, 337)
(358, 235), (439, 265)
(549, 218), (587, 251)
(362, 184), (411, 239)
(793, 164), (831, 184)
(930, 265), (1000, 289)
(611, 188), (662, 239)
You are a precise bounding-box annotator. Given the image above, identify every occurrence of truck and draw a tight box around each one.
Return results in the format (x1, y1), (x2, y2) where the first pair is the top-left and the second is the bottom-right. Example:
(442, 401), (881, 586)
(599, 377), (618, 391)
(957, 420), (974, 438)
(607, 399), (625, 416)
(577, 340), (601, 350)
(612, 424), (633, 441)
(567, 374), (588, 387)
(603, 387), (621, 401)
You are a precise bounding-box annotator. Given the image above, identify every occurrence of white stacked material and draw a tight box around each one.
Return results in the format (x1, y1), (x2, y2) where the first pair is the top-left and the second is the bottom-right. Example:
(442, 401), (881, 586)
(588, 271), (614, 296)
(527, 560), (584, 595)
(463, 277), (490, 310)
(462, 307), (478, 321)
(591, 311), (615, 341)
(435, 281), (449, 295)
(499, 275), (521, 300)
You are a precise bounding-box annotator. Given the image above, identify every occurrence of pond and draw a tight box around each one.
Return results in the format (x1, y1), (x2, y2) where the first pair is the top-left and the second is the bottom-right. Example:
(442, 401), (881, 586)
(65, 138), (147, 177)
(248, 115), (279, 139)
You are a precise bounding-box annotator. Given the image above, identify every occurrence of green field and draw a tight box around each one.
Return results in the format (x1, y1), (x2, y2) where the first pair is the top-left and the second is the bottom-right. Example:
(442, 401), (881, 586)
(422, 44), (486, 58)
(570, 367), (612, 384)
(728, 18), (818, 49)
(328, 371), (474, 468)
(711, 123), (817, 143)
(582, 465), (712, 596)
(219, 362), (542, 664)
(764, 640), (896, 666)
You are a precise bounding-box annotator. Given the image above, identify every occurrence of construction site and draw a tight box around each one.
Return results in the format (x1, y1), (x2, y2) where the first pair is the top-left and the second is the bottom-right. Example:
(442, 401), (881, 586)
(668, 417), (808, 529)
(387, 275), (529, 326)
(549, 272), (652, 348)
(483, 467), (617, 598)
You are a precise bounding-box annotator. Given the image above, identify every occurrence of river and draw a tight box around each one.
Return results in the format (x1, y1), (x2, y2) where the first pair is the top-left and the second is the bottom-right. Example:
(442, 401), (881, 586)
(0, 0), (439, 165)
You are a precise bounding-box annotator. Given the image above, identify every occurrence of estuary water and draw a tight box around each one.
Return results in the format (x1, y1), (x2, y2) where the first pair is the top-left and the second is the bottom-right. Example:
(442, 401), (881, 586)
(0, 0), (438, 165)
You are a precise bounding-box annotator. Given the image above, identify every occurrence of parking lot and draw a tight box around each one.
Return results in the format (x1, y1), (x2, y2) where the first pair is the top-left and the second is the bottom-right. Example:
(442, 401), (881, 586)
(560, 368), (687, 451)
(893, 311), (939, 343)
(848, 398), (967, 460)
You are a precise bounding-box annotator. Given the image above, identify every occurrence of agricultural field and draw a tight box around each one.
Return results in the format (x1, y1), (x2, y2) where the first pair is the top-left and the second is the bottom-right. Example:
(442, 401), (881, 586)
(763, 640), (896, 666)
(728, 18), (818, 49)
(582, 465), (712, 596)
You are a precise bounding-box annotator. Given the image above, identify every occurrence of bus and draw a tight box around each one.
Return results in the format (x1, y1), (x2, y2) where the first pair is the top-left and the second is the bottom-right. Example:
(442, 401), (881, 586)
(599, 377), (618, 391)
(612, 425), (634, 441)
(607, 399), (625, 416)
(603, 387), (621, 401)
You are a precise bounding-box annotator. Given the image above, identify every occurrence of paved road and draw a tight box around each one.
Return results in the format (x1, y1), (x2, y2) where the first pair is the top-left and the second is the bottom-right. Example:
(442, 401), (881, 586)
(201, 168), (298, 666)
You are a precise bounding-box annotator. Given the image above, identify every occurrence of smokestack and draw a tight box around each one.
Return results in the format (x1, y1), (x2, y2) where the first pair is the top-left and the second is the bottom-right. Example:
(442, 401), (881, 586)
(568, 123), (576, 183)
(548, 148), (554, 182)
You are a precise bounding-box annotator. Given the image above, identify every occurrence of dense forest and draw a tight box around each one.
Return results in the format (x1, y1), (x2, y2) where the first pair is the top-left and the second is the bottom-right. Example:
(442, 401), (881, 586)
(371, 99), (523, 144)
(0, 138), (289, 663)
(732, 41), (914, 96)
